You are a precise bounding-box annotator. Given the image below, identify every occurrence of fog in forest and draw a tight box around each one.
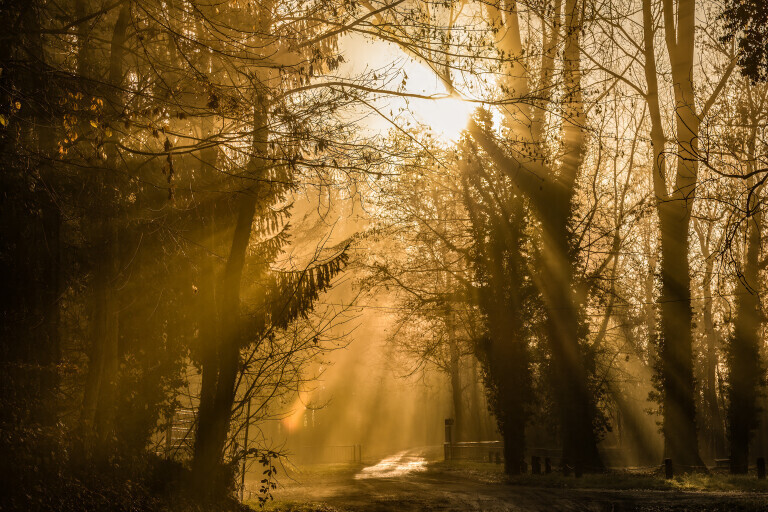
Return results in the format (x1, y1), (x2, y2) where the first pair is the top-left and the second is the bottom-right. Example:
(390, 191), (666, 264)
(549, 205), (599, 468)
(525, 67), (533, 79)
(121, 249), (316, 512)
(3, 0), (768, 511)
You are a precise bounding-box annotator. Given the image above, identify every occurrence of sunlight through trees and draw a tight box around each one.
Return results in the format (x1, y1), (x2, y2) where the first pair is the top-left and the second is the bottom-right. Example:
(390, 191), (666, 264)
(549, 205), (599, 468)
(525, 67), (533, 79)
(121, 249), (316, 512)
(2, 0), (768, 510)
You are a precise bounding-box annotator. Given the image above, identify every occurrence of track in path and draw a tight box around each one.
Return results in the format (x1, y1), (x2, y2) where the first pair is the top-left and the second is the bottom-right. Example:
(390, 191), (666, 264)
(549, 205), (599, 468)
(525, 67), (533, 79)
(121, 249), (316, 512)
(272, 449), (768, 511)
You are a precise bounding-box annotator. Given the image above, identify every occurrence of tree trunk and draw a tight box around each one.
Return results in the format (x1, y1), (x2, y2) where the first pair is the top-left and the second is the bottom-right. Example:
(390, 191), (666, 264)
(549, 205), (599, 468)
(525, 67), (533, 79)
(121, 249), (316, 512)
(474, 0), (603, 472)
(448, 326), (464, 442)
(642, 0), (704, 470)
(80, 5), (129, 443)
(540, 0), (603, 472)
(538, 189), (604, 472)
(462, 171), (530, 475)
(698, 239), (726, 460)
(728, 205), (762, 474)
(658, 205), (702, 468)
(192, 64), (270, 491)
(192, 192), (257, 493)
(81, 222), (120, 436)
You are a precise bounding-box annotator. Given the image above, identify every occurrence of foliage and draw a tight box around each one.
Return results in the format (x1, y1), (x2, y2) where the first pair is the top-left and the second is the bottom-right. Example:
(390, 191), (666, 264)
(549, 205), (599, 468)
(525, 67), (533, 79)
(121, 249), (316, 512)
(0, 422), (250, 512)
(721, 0), (768, 82)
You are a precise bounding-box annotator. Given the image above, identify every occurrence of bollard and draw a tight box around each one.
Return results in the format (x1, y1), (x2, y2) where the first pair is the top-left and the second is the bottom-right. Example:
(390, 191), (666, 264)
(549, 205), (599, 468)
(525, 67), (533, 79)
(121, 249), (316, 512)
(758, 457), (766, 480)
(531, 455), (541, 475)
(664, 458), (673, 479)
(545, 457), (552, 474)
(444, 419), (454, 461)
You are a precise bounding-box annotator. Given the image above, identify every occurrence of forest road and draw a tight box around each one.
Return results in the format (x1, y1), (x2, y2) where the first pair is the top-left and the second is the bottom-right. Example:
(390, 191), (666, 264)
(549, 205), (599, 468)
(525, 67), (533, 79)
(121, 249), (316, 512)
(271, 449), (768, 512)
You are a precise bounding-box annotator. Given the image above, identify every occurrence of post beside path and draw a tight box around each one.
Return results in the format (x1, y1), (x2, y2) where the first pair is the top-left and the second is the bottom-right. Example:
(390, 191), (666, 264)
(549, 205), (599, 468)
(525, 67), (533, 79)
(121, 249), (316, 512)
(444, 418), (454, 461)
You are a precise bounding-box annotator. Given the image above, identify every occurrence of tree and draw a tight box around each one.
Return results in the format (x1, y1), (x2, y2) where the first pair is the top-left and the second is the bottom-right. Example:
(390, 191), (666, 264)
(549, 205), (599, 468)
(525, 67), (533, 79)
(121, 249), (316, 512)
(361, 137), (480, 443)
(364, 0), (609, 471)
(465, 0), (606, 472)
(704, 74), (768, 473)
(721, 0), (768, 83)
(460, 125), (538, 474)
(633, 0), (734, 470)
(0, 0), (388, 505)
(693, 214), (728, 460)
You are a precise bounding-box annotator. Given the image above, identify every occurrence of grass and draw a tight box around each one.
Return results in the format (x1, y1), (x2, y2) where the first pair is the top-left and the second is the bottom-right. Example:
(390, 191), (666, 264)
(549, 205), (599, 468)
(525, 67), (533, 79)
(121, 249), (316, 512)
(260, 502), (342, 512)
(265, 462), (363, 490)
(435, 459), (768, 493)
(258, 459), (768, 493)
(246, 460), (768, 511)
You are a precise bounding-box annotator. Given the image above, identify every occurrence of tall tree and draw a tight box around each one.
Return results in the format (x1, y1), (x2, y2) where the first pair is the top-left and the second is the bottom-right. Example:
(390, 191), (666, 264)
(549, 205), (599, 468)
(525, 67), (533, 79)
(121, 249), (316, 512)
(465, 0), (605, 471)
(718, 78), (768, 473)
(640, 0), (734, 469)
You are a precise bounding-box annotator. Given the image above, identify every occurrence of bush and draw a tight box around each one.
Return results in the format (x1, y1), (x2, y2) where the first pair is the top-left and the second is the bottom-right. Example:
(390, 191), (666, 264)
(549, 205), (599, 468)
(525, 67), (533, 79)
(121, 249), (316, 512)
(0, 424), (249, 512)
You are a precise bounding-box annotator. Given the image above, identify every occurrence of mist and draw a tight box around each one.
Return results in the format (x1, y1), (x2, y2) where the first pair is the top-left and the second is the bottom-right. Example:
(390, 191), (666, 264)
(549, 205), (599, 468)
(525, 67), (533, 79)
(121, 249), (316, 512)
(2, 0), (768, 511)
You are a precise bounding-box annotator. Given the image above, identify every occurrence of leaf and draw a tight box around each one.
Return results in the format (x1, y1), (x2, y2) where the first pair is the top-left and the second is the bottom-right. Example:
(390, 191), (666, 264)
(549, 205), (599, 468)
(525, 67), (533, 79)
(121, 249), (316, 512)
(0, 114), (6, 127)
(90, 120), (98, 128)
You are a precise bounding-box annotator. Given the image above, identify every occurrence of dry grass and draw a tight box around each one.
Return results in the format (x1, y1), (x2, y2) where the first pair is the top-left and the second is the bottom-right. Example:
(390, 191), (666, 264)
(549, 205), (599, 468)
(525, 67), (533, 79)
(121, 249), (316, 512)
(435, 459), (768, 492)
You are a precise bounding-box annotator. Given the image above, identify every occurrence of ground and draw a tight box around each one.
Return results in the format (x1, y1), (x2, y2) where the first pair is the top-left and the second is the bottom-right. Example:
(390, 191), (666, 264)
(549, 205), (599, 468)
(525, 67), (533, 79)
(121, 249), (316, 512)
(249, 449), (768, 511)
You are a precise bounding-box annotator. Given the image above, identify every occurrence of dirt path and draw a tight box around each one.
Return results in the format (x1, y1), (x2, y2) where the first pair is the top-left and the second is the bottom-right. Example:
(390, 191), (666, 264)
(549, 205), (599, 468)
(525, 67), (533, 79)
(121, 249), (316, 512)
(269, 450), (768, 511)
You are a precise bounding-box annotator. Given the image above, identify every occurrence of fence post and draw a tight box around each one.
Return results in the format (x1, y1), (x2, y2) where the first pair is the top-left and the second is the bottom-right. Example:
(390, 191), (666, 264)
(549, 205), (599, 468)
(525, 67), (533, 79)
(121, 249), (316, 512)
(757, 457), (766, 480)
(444, 419), (454, 461)
(664, 458), (673, 479)
(164, 410), (173, 458)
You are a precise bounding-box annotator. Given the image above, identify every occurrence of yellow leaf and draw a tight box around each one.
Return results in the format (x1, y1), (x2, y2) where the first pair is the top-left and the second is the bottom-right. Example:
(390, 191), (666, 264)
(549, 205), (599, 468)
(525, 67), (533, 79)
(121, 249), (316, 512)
(105, 127), (112, 137)
(14, 101), (20, 110)
(0, 114), (7, 127)
(90, 120), (98, 128)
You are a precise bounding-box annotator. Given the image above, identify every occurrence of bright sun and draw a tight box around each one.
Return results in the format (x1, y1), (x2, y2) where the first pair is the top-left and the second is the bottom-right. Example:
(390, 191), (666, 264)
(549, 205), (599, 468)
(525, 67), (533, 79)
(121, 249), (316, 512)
(338, 35), (474, 143)
(410, 96), (473, 143)
(399, 58), (474, 142)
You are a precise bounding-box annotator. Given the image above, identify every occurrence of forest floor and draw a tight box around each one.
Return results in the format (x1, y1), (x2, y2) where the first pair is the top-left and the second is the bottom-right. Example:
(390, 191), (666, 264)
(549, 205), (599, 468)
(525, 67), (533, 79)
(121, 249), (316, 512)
(253, 449), (768, 512)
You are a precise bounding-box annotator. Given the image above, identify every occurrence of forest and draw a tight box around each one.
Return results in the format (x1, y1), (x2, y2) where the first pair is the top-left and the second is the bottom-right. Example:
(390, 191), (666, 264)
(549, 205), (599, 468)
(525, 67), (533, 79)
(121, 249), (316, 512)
(1, 0), (768, 510)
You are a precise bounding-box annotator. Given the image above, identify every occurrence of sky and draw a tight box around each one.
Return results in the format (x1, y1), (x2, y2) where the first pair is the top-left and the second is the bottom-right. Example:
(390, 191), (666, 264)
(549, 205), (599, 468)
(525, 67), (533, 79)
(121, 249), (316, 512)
(336, 33), (474, 143)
